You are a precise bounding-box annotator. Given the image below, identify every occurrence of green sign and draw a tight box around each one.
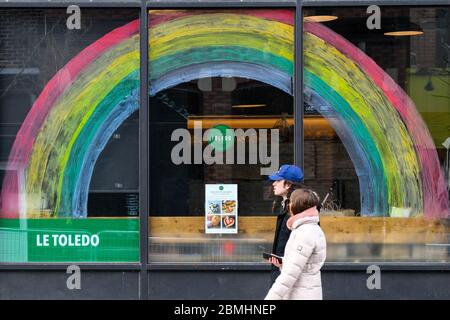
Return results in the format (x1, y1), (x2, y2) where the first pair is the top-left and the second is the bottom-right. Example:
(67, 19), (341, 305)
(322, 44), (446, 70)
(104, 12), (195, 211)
(0, 218), (139, 262)
(207, 124), (234, 152)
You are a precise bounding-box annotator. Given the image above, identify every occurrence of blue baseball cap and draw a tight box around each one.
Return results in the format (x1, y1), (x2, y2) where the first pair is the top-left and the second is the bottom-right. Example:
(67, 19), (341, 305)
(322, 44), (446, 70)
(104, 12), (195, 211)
(268, 164), (304, 183)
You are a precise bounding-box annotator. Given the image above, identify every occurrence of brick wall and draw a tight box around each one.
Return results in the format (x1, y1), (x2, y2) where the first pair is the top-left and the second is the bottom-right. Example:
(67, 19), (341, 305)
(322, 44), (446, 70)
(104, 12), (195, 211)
(0, 9), (43, 68)
(0, 8), (138, 69)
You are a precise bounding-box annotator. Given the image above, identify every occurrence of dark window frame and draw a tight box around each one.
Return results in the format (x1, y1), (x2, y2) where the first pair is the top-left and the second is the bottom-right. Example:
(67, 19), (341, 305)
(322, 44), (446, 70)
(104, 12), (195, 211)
(0, 0), (448, 278)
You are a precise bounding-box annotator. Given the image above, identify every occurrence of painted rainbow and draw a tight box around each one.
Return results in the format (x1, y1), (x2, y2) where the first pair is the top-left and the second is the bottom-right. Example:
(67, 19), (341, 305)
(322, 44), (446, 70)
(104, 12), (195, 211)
(1, 10), (448, 218)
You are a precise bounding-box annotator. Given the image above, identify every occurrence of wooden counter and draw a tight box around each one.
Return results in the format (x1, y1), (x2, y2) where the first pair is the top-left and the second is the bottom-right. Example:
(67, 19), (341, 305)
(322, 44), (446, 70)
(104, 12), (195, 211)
(149, 216), (449, 244)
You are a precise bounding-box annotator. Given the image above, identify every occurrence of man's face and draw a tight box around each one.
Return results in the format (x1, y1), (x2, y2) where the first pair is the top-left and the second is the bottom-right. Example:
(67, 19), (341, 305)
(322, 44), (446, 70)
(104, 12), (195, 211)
(272, 179), (290, 197)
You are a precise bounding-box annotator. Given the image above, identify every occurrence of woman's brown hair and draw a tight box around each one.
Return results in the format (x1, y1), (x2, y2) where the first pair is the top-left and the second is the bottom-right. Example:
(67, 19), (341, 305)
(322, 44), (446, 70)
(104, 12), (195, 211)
(289, 189), (320, 215)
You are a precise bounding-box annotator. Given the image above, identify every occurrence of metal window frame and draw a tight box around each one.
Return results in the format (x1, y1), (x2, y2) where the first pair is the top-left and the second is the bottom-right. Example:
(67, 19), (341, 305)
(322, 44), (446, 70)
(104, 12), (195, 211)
(0, 0), (448, 279)
(145, 262), (450, 271)
(139, 4), (149, 300)
(0, 3), (149, 301)
(0, 1), (142, 8)
(302, 0), (450, 6)
(146, 1), (297, 8)
(1, 0), (449, 7)
(295, 0), (303, 168)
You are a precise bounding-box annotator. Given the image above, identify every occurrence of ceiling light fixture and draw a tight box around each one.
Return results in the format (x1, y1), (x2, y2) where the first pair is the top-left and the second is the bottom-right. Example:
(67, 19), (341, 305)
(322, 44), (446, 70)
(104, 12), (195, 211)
(384, 19), (423, 36)
(231, 104), (267, 108)
(304, 8), (338, 23)
(304, 15), (338, 23)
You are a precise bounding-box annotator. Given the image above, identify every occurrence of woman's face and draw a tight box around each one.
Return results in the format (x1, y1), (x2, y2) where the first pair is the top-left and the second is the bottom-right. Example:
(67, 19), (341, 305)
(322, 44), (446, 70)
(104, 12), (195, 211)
(272, 179), (290, 197)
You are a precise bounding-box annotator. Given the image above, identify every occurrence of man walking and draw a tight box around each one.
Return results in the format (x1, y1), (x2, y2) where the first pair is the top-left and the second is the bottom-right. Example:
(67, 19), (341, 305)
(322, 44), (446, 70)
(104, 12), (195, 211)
(268, 164), (304, 283)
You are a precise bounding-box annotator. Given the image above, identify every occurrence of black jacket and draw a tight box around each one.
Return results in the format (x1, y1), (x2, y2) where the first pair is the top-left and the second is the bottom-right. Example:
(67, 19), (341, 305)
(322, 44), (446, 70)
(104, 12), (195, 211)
(271, 198), (291, 284)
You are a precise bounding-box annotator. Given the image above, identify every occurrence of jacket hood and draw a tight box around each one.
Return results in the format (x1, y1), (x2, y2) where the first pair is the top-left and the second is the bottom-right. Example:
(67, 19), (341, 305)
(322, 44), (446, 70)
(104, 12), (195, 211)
(287, 206), (320, 230)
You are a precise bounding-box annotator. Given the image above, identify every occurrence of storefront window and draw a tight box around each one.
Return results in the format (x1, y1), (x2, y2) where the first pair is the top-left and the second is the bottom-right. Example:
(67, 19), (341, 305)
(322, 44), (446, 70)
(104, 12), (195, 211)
(5, 5), (446, 266)
(148, 9), (294, 263)
(0, 9), (140, 262)
(303, 6), (450, 262)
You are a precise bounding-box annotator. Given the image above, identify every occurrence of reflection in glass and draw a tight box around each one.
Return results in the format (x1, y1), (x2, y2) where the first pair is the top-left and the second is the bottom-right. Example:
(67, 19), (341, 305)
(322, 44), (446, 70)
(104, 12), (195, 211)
(303, 6), (450, 262)
(0, 9), (140, 262)
(148, 9), (295, 263)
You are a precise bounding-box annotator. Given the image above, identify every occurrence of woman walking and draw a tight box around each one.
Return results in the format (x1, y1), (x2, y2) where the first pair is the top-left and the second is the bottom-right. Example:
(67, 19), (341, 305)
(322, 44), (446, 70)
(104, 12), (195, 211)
(265, 188), (327, 300)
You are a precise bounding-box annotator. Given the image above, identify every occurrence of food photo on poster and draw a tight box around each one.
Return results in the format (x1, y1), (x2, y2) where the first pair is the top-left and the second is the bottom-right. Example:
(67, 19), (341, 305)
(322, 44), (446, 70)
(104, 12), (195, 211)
(205, 184), (238, 234)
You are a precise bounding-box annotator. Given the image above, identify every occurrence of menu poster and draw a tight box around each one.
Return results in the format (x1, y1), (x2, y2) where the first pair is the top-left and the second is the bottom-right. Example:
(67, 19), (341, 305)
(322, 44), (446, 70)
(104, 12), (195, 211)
(205, 184), (238, 234)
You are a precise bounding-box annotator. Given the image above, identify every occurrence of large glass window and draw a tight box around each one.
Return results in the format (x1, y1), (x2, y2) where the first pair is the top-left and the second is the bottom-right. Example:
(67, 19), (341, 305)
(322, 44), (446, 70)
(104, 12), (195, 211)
(0, 9), (140, 262)
(303, 6), (450, 262)
(148, 9), (295, 263)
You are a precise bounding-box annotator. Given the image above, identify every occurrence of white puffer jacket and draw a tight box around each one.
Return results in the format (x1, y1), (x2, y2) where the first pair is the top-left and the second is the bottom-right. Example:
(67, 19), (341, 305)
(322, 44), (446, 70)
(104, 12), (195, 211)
(265, 206), (326, 300)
